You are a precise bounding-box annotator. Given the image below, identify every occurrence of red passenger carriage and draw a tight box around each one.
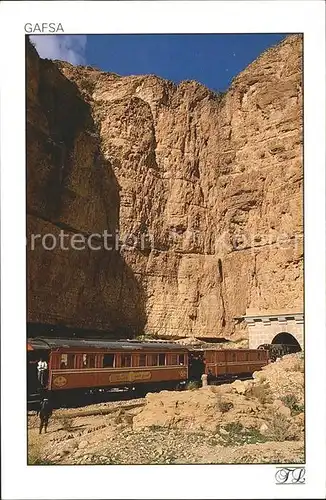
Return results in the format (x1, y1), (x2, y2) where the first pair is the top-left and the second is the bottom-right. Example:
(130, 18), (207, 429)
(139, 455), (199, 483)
(202, 348), (269, 378)
(27, 337), (270, 406)
(27, 337), (189, 403)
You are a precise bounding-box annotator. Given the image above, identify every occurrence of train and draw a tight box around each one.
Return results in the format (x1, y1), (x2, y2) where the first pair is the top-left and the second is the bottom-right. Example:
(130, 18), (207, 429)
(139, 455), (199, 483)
(27, 337), (270, 406)
(257, 342), (301, 361)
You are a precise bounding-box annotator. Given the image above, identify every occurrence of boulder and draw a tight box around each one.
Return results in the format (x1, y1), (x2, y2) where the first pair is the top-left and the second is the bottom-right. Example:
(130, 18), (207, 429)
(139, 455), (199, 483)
(232, 380), (246, 394)
(260, 422), (269, 434)
(273, 399), (284, 408)
(276, 405), (291, 418)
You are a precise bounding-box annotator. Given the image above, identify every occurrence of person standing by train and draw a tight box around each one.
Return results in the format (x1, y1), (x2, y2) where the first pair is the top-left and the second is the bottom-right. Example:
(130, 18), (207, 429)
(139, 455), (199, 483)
(207, 369), (214, 385)
(37, 396), (52, 434)
(37, 357), (48, 387)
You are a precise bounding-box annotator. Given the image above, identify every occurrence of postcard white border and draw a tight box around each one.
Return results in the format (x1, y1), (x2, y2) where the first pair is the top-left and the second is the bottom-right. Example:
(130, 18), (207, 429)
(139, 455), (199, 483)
(1, 1), (325, 499)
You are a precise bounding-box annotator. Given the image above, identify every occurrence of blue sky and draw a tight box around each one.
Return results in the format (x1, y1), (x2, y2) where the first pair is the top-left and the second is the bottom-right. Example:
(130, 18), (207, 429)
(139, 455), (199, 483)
(31, 34), (288, 92)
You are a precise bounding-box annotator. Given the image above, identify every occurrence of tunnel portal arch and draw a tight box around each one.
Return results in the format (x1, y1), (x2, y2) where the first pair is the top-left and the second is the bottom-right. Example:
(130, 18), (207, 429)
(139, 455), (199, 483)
(271, 332), (302, 352)
(242, 312), (304, 350)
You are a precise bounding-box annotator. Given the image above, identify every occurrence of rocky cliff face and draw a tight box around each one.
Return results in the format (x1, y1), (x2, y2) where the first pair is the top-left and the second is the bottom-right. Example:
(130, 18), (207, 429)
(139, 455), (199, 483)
(27, 35), (303, 338)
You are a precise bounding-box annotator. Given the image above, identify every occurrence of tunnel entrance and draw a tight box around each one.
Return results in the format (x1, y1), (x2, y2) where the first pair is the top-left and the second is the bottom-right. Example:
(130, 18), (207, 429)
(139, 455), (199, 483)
(271, 332), (302, 352)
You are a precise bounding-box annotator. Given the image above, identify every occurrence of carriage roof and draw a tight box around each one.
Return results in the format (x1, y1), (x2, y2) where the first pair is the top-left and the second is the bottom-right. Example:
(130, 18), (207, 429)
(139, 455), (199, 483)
(27, 337), (188, 352)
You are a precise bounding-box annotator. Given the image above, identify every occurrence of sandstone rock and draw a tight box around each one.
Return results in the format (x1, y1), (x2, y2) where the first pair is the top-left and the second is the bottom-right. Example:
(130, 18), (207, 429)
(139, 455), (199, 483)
(232, 380), (246, 394)
(258, 353), (304, 404)
(252, 371), (267, 382)
(26, 35), (303, 338)
(131, 355), (303, 435)
(243, 381), (254, 394)
(260, 422), (269, 434)
(293, 412), (304, 431)
(133, 389), (223, 432)
(276, 405), (291, 418)
(78, 440), (89, 450)
(213, 384), (233, 395)
(273, 399), (284, 408)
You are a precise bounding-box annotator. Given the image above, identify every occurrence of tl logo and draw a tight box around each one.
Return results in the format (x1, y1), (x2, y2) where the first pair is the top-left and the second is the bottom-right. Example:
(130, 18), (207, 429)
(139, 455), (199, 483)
(275, 467), (305, 484)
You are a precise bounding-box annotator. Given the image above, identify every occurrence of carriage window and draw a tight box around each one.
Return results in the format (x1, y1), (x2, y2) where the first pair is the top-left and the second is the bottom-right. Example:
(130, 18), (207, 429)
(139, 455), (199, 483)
(121, 354), (131, 368)
(149, 354), (158, 366)
(103, 354), (115, 368)
(60, 354), (68, 368)
(158, 353), (166, 366)
(170, 354), (178, 365)
(82, 354), (95, 368)
(60, 354), (74, 369)
(179, 354), (185, 365)
(139, 354), (147, 367)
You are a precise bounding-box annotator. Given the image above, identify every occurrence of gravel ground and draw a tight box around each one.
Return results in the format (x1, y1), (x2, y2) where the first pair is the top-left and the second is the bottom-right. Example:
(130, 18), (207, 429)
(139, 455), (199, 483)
(28, 402), (304, 465)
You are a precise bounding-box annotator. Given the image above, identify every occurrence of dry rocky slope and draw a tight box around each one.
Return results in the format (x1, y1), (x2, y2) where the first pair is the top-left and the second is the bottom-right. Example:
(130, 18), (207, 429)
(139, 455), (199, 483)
(28, 354), (304, 464)
(27, 35), (303, 338)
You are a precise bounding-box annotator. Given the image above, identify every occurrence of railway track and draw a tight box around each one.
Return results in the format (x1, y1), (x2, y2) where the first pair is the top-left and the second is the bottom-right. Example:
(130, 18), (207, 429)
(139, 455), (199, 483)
(28, 397), (146, 419)
(53, 400), (145, 419)
(27, 386), (144, 411)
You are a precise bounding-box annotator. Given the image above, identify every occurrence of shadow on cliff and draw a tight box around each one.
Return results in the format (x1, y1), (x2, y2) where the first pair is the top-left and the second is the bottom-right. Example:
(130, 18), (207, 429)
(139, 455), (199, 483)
(73, 247), (148, 338)
(26, 38), (147, 338)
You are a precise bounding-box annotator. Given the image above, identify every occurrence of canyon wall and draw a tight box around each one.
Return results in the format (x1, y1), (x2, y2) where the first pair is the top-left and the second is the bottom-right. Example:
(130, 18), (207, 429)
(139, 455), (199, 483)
(27, 35), (303, 338)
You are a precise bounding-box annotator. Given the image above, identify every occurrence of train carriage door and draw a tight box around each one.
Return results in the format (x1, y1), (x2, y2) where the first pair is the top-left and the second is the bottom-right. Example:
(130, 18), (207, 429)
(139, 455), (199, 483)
(189, 351), (204, 379)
